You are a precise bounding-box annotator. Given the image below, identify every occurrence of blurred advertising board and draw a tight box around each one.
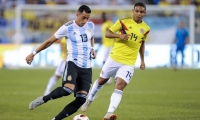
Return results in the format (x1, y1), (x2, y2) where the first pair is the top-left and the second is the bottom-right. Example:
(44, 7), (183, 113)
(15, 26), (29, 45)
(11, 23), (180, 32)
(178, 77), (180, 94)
(0, 44), (200, 69)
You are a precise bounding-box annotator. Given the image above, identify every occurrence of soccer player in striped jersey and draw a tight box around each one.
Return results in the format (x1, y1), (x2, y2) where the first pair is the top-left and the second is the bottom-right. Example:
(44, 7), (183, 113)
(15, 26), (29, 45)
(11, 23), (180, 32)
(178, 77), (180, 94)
(25, 5), (96, 120)
(82, 2), (150, 120)
(43, 37), (67, 95)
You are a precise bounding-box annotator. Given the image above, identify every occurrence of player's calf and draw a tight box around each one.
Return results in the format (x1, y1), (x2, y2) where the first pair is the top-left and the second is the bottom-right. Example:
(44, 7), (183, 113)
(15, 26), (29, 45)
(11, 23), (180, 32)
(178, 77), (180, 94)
(43, 86), (73, 102)
(54, 93), (87, 120)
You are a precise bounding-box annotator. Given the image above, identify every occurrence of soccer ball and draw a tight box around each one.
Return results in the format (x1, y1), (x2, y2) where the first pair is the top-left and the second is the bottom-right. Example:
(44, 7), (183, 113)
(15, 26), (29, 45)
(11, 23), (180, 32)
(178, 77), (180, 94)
(73, 114), (89, 120)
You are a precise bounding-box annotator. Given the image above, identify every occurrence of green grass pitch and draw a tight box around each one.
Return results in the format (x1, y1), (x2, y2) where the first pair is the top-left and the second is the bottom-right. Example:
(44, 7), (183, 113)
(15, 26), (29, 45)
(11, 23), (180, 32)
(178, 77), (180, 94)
(0, 68), (200, 120)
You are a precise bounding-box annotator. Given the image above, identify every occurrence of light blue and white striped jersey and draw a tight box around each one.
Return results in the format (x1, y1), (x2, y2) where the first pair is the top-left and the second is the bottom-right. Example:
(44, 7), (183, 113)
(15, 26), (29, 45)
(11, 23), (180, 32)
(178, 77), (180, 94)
(54, 20), (95, 68)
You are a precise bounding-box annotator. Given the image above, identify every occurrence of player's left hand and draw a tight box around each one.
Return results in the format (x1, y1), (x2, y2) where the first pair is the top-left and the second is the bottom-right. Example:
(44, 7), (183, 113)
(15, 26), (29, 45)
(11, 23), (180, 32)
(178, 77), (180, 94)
(25, 53), (34, 65)
(140, 62), (145, 70)
(91, 48), (96, 59)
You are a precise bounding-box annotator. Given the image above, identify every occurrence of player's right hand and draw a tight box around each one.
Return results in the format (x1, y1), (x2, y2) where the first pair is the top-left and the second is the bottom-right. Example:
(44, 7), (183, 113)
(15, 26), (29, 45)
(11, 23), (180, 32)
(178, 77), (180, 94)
(120, 34), (131, 41)
(25, 53), (34, 65)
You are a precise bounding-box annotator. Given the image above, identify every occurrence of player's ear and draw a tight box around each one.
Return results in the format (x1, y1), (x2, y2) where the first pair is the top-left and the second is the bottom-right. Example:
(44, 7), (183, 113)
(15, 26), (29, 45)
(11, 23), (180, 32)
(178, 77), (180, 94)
(77, 11), (81, 17)
(132, 9), (134, 12)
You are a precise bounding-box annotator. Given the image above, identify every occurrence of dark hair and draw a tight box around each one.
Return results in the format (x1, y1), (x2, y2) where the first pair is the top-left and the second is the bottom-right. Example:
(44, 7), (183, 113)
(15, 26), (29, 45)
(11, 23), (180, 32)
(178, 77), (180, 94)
(134, 2), (146, 10)
(102, 12), (107, 22)
(78, 5), (91, 13)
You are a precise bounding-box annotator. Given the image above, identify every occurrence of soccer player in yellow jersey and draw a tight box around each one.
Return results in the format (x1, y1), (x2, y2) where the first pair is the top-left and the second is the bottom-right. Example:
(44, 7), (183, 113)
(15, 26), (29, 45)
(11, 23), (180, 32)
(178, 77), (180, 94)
(100, 12), (114, 84)
(101, 12), (114, 64)
(82, 2), (150, 120)
(44, 37), (67, 95)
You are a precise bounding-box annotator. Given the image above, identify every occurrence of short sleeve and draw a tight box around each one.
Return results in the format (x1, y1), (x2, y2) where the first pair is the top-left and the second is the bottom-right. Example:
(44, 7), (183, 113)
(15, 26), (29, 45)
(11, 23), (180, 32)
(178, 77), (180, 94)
(88, 22), (95, 36)
(143, 30), (150, 40)
(109, 19), (122, 33)
(54, 25), (68, 39)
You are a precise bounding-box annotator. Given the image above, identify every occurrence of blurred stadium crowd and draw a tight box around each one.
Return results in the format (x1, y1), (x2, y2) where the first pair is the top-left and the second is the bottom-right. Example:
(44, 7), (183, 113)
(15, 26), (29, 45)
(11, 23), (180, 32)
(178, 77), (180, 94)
(0, 0), (200, 44)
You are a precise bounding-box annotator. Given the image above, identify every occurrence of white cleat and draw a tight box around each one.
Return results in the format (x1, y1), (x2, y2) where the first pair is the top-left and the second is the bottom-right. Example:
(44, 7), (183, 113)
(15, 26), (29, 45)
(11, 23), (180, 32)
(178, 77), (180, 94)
(103, 113), (117, 120)
(81, 100), (92, 112)
(29, 96), (44, 110)
(106, 78), (112, 85)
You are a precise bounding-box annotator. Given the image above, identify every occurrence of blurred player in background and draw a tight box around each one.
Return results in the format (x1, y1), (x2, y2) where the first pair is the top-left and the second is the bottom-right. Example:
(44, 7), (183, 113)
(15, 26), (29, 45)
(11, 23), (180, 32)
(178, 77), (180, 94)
(44, 37), (67, 95)
(25, 5), (96, 120)
(100, 12), (114, 84)
(82, 2), (150, 120)
(100, 12), (114, 64)
(173, 21), (189, 69)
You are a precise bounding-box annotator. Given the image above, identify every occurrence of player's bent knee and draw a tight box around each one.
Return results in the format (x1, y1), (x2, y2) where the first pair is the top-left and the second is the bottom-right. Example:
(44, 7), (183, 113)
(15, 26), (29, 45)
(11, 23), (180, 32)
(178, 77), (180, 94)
(77, 90), (88, 95)
(75, 93), (87, 107)
(98, 77), (109, 85)
(62, 86), (74, 96)
(63, 83), (75, 91)
(115, 80), (127, 90)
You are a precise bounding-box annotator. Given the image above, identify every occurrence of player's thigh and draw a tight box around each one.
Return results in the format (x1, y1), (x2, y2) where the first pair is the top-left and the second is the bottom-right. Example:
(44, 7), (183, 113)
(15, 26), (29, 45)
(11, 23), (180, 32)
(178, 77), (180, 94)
(55, 60), (66, 76)
(100, 57), (121, 79)
(116, 65), (134, 84)
(62, 61), (78, 87)
(75, 68), (92, 94)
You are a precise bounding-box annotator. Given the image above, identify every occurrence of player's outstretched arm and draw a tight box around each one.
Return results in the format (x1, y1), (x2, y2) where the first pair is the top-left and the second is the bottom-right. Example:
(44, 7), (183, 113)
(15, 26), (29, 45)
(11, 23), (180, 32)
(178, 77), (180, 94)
(105, 30), (120, 38)
(25, 35), (58, 65)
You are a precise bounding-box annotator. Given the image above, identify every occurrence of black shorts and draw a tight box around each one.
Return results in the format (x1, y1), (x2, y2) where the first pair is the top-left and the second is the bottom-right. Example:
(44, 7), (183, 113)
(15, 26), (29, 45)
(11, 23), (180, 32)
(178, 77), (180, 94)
(62, 61), (92, 94)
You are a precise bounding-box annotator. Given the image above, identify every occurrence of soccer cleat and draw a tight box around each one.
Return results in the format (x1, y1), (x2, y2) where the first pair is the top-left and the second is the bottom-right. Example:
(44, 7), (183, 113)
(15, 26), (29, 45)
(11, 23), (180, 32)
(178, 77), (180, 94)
(81, 100), (92, 112)
(103, 113), (117, 120)
(29, 96), (44, 110)
(105, 78), (112, 85)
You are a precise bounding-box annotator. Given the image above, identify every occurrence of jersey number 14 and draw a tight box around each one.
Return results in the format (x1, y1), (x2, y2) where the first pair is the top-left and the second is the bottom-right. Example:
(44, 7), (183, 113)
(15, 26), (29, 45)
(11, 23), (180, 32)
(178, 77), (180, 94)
(130, 33), (138, 41)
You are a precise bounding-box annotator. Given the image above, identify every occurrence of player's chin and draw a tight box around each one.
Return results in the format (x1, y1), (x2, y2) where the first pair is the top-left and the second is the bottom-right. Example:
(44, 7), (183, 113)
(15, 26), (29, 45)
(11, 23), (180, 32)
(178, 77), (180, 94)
(80, 23), (86, 26)
(136, 17), (142, 21)
(140, 67), (145, 70)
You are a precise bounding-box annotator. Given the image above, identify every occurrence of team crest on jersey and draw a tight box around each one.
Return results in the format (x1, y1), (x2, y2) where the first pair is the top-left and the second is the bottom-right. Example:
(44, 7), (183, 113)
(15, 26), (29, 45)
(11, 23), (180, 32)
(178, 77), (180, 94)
(88, 29), (92, 33)
(67, 75), (72, 81)
(140, 28), (145, 34)
(129, 26), (132, 29)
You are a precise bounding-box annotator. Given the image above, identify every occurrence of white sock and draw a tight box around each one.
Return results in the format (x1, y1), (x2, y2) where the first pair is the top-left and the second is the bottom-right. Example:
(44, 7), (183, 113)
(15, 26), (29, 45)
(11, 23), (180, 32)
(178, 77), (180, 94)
(88, 79), (103, 101)
(44, 75), (58, 95)
(107, 89), (123, 113)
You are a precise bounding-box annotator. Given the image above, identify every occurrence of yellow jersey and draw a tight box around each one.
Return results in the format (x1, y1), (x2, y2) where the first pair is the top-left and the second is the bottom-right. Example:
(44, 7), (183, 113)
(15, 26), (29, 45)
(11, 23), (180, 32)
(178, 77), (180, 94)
(101, 20), (114, 47)
(109, 18), (150, 66)
(60, 37), (67, 60)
